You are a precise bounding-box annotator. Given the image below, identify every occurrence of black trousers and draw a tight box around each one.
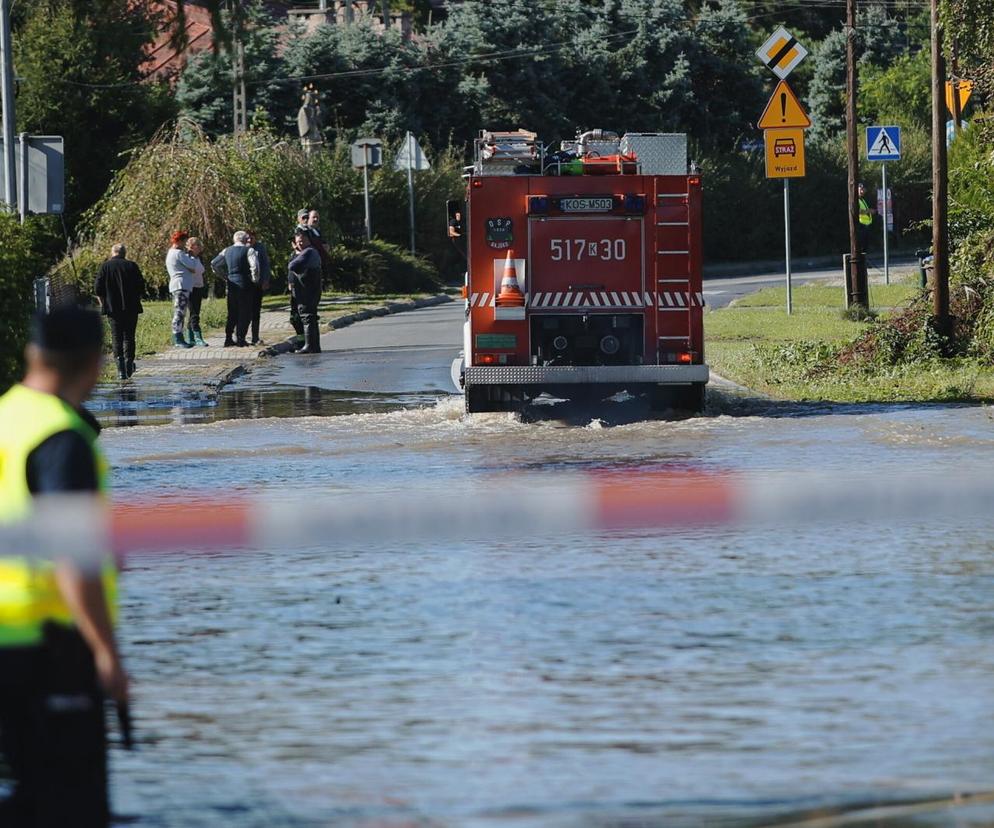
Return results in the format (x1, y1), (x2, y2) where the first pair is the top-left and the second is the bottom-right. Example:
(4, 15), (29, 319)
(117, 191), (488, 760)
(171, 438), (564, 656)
(225, 281), (253, 343)
(251, 284), (265, 343)
(107, 312), (138, 365)
(188, 286), (204, 333)
(0, 627), (109, 828)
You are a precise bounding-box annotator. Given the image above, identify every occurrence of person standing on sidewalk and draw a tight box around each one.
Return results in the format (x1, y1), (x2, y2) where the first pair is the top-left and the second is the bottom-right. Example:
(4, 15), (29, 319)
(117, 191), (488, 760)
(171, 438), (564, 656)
(247, 231), (271, 346)
(288, 229), (322, 355)
(211, 231), (259, 348)
(289, 210), (311, 343)
(166, 231), (197, 349)
(185, 237), (208, 347)
(305, 208), (332, 287)
(0, 307), (129, 828)
(93, 243), (145, 379)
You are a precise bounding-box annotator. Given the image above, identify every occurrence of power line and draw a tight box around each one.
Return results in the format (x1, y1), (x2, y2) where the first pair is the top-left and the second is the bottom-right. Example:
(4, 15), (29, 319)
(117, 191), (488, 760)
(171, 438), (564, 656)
(43, 0), (931, 92)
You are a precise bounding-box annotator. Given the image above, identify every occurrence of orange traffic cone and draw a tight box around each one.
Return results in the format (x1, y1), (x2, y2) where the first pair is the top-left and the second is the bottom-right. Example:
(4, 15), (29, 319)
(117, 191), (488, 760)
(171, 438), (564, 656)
(495, 250), (525, 307)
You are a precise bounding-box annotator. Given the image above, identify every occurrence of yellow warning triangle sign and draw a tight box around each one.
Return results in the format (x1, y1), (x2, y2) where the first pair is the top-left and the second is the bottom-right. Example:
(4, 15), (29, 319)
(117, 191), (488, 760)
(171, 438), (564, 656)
(758, 80), (811, 129)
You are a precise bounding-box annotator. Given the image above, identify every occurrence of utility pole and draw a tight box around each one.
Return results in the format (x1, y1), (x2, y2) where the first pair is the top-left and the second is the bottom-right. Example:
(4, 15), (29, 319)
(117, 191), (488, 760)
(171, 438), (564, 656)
(845, 0), (868, 308)
(0, 0), (16, 211)
(230, 0), (247, 134)
(343, 0), (354, 25)
(931, 0), (950, 333)
(950, 38), (962, 135)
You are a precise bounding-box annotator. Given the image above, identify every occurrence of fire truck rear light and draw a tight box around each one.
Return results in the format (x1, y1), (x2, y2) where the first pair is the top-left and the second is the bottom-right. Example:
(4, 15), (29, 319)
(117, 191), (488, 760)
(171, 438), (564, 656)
(477, 353), (509, 366)
(472, 180), (483, 188)
(460, 285), (468, 299)
(624, 194), (646, 213)
(688, 176), (701, 187)
(677, 352), (693, 364)
(528, 196), (549, 214)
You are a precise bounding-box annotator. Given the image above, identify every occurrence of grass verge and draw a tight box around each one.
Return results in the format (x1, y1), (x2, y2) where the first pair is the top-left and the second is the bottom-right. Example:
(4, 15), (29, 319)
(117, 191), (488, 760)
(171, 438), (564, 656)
(705, 279), (994, 402)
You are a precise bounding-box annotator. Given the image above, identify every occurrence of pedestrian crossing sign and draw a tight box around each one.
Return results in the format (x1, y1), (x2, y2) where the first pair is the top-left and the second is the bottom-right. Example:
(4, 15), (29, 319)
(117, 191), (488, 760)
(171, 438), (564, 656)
(867, 125), (901, 161)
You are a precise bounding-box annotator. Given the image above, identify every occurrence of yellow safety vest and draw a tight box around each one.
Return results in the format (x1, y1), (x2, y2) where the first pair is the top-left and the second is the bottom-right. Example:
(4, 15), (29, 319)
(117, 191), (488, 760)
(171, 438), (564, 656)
(0, 384), (117, 647)
(859, 197), (873, 226)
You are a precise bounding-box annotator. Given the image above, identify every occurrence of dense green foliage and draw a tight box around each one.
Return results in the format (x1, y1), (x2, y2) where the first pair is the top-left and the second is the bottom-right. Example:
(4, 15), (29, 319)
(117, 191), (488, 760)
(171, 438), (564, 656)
(0, 216), (45, 391)
(13, 0), (175, 221)
(61, 123), (455, 296)
(167, 0), (934, 261)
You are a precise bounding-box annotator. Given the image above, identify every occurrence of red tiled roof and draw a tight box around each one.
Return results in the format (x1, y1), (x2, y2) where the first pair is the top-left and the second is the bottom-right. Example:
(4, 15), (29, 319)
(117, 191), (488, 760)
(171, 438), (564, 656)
(143, 1), (216, 79)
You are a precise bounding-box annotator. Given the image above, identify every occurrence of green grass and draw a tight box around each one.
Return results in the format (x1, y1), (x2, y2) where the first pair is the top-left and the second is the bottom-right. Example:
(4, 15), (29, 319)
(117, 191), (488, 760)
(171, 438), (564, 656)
(706, 279), (994, 402)
(731, 282), (918, 309)
(260, 291), (433, 313)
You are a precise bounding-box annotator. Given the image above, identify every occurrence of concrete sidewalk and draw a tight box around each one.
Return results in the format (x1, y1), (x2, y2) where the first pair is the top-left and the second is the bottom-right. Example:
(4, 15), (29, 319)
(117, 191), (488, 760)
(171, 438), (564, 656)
(135, 294), (454, 379)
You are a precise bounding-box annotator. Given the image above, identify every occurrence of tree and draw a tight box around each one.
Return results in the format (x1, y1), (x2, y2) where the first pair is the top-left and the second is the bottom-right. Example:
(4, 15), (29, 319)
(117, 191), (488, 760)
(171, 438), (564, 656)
(13, 0), (175, 219)
(175, 3), (283, 137)
(946, 0), (994, 146)
(860, 48), (932, 128)
(278, 17), (426, 143)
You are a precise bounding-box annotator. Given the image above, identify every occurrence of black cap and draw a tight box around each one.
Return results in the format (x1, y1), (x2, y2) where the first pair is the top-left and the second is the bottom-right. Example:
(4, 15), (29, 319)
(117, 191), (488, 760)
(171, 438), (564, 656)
(31, 307), (103, 352)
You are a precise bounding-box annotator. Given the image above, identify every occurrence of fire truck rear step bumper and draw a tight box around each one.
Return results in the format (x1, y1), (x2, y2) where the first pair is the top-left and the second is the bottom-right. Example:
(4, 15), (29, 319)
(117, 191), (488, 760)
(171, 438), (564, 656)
(463, 365), (709, 385)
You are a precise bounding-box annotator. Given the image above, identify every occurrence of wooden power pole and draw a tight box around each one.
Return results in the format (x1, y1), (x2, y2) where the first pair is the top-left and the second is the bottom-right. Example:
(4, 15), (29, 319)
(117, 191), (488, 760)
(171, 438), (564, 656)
(845, 0), (868, 308)
(229, 0), (247, 134)
(931, 0), (950, 331)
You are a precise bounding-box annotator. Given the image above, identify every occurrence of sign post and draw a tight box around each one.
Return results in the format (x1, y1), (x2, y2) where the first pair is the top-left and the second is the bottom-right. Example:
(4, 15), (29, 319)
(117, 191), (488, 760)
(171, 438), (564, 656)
(866, 125), (901, 285)
(757, 63), (811, 316)
(351, 137), (383, 241)
(394, 131), (431, 255)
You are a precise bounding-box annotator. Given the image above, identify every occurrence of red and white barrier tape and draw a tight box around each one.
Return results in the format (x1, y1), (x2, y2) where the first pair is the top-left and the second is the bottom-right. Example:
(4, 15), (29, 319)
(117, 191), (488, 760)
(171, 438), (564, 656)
(3, 469), (990, 566)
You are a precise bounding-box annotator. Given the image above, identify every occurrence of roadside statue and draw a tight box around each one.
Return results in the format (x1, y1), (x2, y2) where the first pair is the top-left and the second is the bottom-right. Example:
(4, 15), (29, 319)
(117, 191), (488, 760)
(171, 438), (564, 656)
(297, 84), (323, 156)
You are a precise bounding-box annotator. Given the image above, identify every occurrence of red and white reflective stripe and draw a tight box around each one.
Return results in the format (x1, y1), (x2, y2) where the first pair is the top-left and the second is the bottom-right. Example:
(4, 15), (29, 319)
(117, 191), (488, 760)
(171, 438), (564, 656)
(658, 292), (705, 308)
(7, 469), (994, 564)
(527, 291), (646, 309)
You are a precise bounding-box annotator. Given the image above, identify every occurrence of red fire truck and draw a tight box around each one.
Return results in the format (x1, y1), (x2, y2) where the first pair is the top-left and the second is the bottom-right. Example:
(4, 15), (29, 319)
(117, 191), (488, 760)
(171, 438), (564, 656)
(450, 129), (708, 414)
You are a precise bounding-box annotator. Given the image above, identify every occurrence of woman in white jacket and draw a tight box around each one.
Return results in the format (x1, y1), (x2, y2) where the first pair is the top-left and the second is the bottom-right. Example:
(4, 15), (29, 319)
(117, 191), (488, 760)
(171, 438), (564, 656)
(166, 230), (198, 348)
(185, 237), (208, 346)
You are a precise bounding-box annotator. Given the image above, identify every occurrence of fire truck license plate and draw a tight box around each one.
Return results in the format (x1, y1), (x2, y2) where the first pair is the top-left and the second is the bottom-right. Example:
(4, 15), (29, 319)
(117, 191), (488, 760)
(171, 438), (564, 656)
(530, 218), (643, 294)
(557, 197), (614, 212)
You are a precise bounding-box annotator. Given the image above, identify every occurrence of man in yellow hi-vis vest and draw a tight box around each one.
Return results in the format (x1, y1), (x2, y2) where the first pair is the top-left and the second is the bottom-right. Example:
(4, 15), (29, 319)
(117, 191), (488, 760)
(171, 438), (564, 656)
(0, 307), (127, 828)
(857, 182), (875, 255)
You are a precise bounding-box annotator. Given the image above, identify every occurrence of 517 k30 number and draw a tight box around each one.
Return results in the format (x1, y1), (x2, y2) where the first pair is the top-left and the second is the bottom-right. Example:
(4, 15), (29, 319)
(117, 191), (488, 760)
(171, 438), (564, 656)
(549, 239), (627, 262)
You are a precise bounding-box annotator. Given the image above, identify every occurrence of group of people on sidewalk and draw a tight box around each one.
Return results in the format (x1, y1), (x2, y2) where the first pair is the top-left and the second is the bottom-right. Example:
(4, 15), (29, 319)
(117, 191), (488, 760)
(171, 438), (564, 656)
(208, 230), (272, 349)
(91, 207), (329, 378)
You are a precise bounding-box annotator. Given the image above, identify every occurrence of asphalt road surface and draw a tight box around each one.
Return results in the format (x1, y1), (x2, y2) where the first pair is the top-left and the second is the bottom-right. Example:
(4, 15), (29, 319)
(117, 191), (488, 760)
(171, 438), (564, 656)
(704, 258), (917, 308)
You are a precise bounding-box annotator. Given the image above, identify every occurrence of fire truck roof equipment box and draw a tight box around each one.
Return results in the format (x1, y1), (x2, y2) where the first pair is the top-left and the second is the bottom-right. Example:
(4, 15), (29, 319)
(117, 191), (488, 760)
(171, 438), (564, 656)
(620, 133), (688, 175)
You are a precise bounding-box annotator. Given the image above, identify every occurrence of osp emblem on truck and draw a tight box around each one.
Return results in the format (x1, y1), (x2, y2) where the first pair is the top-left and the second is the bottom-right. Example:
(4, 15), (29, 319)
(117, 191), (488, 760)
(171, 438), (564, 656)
(486, 217), (513, 249)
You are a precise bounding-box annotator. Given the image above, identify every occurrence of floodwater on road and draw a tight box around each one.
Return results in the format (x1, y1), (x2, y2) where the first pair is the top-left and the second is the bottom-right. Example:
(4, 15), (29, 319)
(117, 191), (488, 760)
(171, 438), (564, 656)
(96, 372), (994, 827)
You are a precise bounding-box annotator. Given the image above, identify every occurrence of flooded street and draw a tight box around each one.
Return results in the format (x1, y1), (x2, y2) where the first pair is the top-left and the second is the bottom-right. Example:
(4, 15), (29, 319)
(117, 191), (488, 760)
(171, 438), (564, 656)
(92, 305), (994, 827)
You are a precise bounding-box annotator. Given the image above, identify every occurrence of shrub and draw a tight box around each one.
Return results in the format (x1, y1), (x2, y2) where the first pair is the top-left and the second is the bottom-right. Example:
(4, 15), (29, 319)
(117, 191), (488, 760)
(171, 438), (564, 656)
(0, 215), (42, 391)
(60, 121), (464, 299)
(327, 239), (441, 294)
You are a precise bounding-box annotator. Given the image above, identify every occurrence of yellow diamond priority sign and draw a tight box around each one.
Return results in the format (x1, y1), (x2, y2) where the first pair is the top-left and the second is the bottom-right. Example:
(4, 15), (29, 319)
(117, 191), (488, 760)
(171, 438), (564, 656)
(765, 128), (806, 178)
(756, 26), (808, 80)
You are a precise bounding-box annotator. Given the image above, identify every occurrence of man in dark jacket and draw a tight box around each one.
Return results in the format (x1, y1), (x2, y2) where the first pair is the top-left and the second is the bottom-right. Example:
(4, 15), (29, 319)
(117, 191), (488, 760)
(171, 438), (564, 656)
(211, 231), (259, 347)
(288, 230), (323, 354)
(93, 243), (145, 379)
(247, 231), (271, 346)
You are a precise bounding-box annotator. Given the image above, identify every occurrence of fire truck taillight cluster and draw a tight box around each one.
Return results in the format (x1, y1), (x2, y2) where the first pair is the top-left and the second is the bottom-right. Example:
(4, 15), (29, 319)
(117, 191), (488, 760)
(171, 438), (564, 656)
(477, 353), (510, 366)
(664, 351), (695, 364)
